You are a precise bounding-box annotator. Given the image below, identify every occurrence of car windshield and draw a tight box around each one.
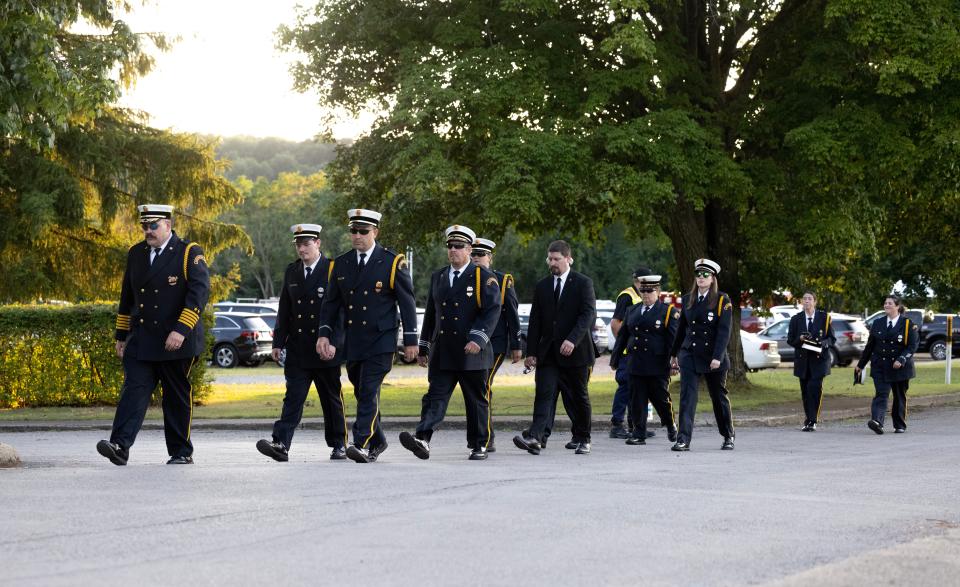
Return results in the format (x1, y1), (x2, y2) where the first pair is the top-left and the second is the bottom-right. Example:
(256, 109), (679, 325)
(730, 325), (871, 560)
(242, 316), (271, 330)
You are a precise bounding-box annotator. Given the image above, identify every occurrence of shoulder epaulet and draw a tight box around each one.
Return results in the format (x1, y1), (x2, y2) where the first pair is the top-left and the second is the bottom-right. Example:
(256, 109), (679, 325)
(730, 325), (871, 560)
(663, 303), (674, 327)
(183, 242), (202, 279)
(389, 254), (406, 289)
(327, 259), (335, 281)
(718, 292), (732, 315)
(500, 273), (513, 305)
(824, 312), (832, 332)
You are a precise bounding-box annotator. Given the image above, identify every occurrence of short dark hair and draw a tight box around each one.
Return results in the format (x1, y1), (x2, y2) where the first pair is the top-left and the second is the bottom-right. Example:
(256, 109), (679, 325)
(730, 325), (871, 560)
(547, 240), (571, 257)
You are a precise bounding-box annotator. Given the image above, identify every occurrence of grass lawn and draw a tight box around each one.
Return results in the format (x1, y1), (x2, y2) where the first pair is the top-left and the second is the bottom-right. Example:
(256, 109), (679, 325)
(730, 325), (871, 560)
(2, 362), (958, 421)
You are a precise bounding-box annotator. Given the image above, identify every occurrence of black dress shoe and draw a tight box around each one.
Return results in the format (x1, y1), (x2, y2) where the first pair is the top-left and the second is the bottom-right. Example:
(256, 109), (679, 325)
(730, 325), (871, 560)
(868, 419), (884, 435)
(512, 435), (541, 455)
(166, 455), (194, 464)
(625, 436), (646, 445)
(565, 440), (578, 450)
(486, 443), (496, 453)
(609, 425), (631, 439)
(575, 442), (591, 454)
(671, 442), (690, 452)
(345, 445), (372, 463)
(96, 440), (128, 466)
(808, 423), (817, 431)
(369, 441), (387, 462)
(399, 431), (430, 460)
(667, 427), (678, 442)
(330, 446), (347, 460)
(256, 439), (289, 462)
(800, 424), (812, 432)
(894, 428), (906, 434)
(468, 447), (488, 461)
(646, 430), (656, 438)
(721, 437), (735, 450)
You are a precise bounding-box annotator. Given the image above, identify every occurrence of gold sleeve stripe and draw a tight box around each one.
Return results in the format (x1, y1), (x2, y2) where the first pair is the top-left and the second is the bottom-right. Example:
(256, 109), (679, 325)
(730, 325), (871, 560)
(183, 243), (199, 279)
(327, 260), (335, 280)
(389, 254), (405, 290)
(181, 308), (200, 320)
(500, 274), (513, 305)
(475, 267), (481, 308)
(178, 309), (199, 328)
(116, 315), (131, 330)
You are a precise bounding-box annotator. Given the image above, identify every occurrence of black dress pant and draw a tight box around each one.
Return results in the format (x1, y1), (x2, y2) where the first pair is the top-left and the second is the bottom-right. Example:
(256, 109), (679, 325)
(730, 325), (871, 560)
(111, 354), (197, 458)
(677, 353), (734, 445)
(484, 353), (507, 444)
(628, 374), (675, 438)
(798, 376), (825, 425)
(346, 352), (393, 451)
(871, 378), (909, 430)
(416, 367), (491, 449)
(272, 362), (346, 449)
(528, 363), (592, 443)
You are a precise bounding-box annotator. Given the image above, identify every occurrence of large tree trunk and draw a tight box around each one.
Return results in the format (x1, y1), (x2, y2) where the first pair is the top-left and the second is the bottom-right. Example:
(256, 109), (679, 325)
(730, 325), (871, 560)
(660, 194), (749, 385)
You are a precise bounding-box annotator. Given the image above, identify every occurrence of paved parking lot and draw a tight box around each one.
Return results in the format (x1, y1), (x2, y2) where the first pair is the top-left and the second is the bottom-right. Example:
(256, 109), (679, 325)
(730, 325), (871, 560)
(2, 409), (959, 586)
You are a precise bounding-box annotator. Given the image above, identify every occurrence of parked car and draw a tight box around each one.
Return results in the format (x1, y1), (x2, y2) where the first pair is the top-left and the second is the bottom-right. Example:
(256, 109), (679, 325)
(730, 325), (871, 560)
(395, 308), (426, 362)
(211, 312), (274, 368)
(740, 330), (780, 371)
(213, 299), (279, 315)
(739, 307), (767, 333)
(767, 304), (802, 323)
(517, 304), (608, 354)
(757, 314), (867, 366)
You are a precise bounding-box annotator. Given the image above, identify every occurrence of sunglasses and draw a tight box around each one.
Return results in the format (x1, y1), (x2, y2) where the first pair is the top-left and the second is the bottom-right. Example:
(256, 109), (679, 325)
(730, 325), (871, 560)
(447, 242), (467, 250)
(638, 288), (656, 293)
(140, 221), (160, 231)
(470, 251), (488, 257)
(350, 228), (371, 235)
(695, 271), (713, 278)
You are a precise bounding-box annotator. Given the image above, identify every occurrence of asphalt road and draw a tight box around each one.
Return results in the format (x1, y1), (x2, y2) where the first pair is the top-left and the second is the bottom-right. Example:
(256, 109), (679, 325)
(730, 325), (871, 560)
(2, 410), (959, 586)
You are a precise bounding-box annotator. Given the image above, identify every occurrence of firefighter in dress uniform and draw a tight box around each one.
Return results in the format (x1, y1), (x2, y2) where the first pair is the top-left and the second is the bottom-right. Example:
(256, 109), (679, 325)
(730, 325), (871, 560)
(256, 223), (348, 462)
(610, 273), (679, 445)
(468, 237), (522, 452)
(855, 294), (919, 435)
(399, 225), (501, 461)
(668, 258), (735, 452)
(97, 204), (209, 465)
(316, 209), (419, 463)
(786, 291), (837, 431)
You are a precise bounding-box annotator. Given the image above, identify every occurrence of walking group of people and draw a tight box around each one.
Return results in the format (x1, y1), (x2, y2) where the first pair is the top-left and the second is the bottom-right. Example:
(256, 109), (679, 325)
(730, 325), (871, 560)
(95, 203), (922, 466)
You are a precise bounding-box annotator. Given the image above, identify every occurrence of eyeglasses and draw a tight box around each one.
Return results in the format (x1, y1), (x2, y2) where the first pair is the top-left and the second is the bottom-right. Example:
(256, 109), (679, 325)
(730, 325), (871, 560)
(141, 222), (160, 231)
(638, 288), (656, 293)
(350, 228), (371, 235)
(695, 271), (713, 278)
(447, 242), (467, 250)
(470, 251), (488, 257)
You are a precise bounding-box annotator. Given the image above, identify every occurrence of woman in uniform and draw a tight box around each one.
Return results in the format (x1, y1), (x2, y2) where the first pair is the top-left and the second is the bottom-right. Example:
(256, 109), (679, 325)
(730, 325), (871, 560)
(669, 259), (735, 451)
(855, 295), (919, 434)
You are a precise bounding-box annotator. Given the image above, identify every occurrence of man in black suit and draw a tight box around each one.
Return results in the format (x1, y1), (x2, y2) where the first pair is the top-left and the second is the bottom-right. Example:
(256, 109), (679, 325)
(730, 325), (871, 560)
(256, 223), (348, 462)
(399, 225), (501, 461)
(316, 209), (418, 463)
(97, 204), (209, 466)
(514, 240), (596, 455)
(470, 237), (523, 452)
(786, 291), (836, 431)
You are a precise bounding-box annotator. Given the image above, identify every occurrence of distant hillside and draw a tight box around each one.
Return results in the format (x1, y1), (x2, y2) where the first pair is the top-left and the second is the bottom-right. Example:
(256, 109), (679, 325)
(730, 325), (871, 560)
(210, 135), (351, 181)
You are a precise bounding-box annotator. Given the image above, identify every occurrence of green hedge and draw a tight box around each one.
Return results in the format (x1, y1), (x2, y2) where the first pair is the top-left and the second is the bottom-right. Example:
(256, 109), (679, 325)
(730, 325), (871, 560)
(0, 304), (212, 408)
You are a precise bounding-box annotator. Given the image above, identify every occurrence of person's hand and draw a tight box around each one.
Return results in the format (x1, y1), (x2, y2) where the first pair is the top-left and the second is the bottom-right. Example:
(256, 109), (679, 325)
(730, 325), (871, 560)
(559, 340), (575, 356)
(709, 358), (721, 370)
(854, 366), (862, 376)
(893, 360), (903, 369)
(115, 341), (126, 359)
(165, 331), (185, 352)
(510, 349), (522, 363)
(524, 356), (537, 370)
(464, 341), (481, 355)
(272, 348), (283, 362)
(417, 355), (429, 367)
(316, 336), (329, 357)
(404, 345), (418, 362)
(670, 356), (679, 371)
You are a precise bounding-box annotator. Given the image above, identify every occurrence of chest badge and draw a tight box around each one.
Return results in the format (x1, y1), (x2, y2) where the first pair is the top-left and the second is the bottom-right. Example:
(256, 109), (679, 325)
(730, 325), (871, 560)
(168, 275), (178, 286)
(707, 311), (714, 322)
(466, 285), (474, 297)
(317, 286), (325, 298)
(375, 280), (383, 294)
(897, 334), (903, 342)
(655, 319), (661, 328)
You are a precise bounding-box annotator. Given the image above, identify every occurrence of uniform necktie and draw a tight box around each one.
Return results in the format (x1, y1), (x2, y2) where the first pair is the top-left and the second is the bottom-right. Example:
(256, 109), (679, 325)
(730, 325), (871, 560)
(305, 266), (312, 279)
(358, 252), (366, 272)
(697, 294), (704, 304)
(452, 269), (460, 287)
(642, 305), (649, 315)
(151, 247), (162, 265)
(554, 277), (561, 302)
(807, 317), (813, 332)
(887, 320), (894, 331)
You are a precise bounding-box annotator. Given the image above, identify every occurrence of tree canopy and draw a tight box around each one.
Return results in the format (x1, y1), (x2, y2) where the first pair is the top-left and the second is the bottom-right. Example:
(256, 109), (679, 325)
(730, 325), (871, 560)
(0, 0), (249, 303)
(282, 0), (960, 374)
